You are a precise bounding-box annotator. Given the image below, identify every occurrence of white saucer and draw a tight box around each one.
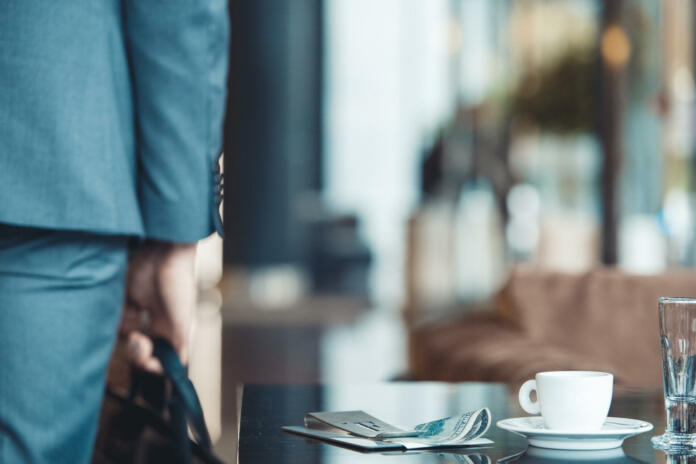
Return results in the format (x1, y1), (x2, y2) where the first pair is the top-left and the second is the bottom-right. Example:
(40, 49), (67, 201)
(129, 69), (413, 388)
(496, 417), (653, 450)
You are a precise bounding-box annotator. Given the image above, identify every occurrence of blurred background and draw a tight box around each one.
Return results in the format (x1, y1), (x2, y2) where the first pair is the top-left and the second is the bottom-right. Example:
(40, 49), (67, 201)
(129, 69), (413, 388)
(186, 0), (696, 453)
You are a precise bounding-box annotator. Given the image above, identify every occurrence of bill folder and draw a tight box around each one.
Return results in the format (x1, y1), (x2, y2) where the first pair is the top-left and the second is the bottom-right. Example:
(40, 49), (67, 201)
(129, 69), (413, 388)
(282, 408), (493, 451)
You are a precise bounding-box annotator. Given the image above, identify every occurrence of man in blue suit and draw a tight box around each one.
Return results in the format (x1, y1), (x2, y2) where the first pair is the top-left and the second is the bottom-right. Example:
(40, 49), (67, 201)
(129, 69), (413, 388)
(0, 1), (229, 462)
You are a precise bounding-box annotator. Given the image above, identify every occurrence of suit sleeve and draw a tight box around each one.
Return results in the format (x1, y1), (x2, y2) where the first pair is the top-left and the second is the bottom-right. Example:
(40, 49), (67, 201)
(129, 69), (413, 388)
(124, 0), (229, 242)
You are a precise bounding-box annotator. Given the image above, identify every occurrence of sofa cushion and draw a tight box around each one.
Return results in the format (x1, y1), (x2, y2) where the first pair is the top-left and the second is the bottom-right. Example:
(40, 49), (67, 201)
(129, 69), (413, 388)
(497, 266), (696, 387)
(411, 312), (631, 385)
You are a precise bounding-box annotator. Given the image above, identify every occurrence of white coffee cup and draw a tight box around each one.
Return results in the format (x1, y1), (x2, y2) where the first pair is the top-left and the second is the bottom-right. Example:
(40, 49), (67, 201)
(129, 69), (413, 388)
(518, 371), (613, 431)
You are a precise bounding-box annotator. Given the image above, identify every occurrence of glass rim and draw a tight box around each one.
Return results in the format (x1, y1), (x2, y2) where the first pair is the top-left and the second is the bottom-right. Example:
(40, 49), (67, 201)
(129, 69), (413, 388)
(659, 297), (696, 305)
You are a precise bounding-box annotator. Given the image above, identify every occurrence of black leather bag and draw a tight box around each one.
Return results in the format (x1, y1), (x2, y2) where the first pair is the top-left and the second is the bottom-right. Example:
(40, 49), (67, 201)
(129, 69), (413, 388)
(93, 338), (225, 464)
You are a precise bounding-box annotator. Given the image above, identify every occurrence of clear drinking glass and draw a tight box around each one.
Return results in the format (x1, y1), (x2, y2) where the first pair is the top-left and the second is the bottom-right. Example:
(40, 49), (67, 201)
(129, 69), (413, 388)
(652, 297), (696, 451)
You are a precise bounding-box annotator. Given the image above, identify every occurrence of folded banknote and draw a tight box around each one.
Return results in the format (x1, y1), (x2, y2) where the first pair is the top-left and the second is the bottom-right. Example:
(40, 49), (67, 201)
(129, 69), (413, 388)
(282, 408), (493, 451)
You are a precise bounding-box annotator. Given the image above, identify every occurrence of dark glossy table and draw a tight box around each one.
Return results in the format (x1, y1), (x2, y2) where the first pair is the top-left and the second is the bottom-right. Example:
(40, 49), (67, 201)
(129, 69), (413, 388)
(237, 382), (691, 464)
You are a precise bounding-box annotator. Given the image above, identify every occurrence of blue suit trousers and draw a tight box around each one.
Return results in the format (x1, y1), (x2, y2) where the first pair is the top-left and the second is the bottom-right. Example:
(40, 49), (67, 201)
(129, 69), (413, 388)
(0, 225), (129, 463)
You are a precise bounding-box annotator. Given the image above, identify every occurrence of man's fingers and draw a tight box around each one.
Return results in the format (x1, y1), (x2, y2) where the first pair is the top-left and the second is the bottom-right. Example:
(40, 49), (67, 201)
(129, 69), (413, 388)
(121, 241), (197, 370)
(119, 304), (142, 335)
(152, 245), (197, 365)
(126, 331), (163, 374)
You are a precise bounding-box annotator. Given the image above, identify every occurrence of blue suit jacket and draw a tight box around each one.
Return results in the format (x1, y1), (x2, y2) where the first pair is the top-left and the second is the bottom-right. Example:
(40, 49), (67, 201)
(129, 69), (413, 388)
(0, 0), (228, 242)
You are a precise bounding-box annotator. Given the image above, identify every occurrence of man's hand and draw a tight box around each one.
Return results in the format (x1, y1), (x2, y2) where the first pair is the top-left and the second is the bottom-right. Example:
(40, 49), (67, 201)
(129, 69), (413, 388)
(120, 241), (197, 373)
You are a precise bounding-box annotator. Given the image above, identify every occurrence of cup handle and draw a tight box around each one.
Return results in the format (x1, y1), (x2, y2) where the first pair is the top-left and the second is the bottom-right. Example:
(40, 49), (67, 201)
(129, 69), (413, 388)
(518, 379), (540, 415)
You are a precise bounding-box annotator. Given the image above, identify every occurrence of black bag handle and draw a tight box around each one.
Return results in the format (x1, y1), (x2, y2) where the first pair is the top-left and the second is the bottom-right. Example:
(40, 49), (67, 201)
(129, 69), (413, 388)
(151, 337), (225, 464)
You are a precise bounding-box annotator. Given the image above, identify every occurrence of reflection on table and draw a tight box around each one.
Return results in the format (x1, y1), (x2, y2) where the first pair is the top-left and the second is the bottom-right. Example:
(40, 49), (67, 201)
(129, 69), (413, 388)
(237, 383), (696, 463)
